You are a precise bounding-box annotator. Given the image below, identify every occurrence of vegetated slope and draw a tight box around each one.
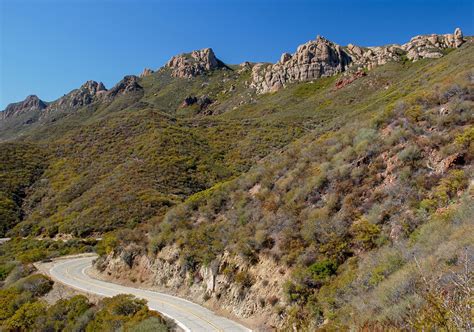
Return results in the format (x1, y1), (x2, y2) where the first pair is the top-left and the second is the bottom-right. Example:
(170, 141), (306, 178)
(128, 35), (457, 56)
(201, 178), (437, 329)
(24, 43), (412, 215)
(0, 42), (429, 237)
(3, 68), (304, 237)
(95, 42), (473, 330)
(0, 143), (47, 236)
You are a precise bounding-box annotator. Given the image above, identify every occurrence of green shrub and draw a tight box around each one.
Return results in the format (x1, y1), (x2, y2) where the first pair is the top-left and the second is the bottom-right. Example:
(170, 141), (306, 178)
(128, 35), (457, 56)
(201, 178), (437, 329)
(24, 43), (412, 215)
(235, 270), (254, 288)
(351, 217), (381, 250)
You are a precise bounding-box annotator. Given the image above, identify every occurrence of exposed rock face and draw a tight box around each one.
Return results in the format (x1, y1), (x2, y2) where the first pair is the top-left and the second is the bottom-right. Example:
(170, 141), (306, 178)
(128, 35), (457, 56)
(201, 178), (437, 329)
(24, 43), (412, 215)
(251, 28), (465, 93)
(94, 246), (290, 329)
(1, 95), (47, 120)
(53, 81), (106, 109)
(139, 68), (154, 78)
(251, 36), (352, 93)
(401, 28), (465, 60)
(166, 48), (224, 78)
(106, 75), (143, 98)
(40, 80), (107, 118)
(346, 44), (405, 70)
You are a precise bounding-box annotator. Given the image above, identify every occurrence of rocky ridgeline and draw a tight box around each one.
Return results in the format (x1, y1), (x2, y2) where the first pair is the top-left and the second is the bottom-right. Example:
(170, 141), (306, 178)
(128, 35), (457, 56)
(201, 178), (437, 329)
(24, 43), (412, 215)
(1, 28), (466, 118)
(251, 28), (465, 93)
(165, 48), (225, 78)
(2, 76), (144, 121)
(0, 95), (47, 119)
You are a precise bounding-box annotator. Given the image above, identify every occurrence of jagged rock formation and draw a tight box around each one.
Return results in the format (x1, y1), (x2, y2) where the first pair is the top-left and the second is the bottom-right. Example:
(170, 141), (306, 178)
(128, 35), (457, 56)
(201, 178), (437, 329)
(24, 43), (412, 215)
(166, 48), (225, 78)
(139, 68), (154, 78)
(0, 95), (47, 119)
(105, 75), (143, 98)
(251, 36), (352, 93)
(252, 28), (465, 93)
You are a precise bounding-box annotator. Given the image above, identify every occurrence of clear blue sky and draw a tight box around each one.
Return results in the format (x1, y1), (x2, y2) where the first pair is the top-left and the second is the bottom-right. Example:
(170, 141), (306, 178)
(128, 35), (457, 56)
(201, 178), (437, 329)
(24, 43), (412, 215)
(1, 0), (473, 109)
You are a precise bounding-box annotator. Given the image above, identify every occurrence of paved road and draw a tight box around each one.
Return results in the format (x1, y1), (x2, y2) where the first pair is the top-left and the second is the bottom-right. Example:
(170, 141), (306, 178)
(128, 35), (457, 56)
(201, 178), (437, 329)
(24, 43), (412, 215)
(49, 256), (251, 332)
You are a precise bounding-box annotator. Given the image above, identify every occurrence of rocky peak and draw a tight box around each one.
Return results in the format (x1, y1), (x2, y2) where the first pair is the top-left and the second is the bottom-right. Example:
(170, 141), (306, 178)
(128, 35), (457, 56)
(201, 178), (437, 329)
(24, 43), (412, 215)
(45, 80), (107, 114)
(166, 48), (225, 78)
(81, 80), (107, 95)
(1, 95), (47, 120)
(251, 36), (352, 93)
(106, 75), (143, 98)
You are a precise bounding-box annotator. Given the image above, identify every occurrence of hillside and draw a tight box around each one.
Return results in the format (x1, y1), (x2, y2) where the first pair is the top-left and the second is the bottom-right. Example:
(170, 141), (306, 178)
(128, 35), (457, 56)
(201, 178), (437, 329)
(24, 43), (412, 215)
(0, 28), (473, 330)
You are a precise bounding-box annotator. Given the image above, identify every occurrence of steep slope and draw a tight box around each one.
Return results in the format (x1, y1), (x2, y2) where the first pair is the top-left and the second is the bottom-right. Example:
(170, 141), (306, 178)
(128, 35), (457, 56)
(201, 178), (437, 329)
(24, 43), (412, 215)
(0, 143), (47, 236)
(95, 41), (473, 330)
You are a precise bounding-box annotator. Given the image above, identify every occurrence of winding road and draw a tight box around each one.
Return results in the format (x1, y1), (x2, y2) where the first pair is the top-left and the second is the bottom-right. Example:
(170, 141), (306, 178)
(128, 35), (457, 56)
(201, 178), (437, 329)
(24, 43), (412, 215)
(49, 256), (251, 332)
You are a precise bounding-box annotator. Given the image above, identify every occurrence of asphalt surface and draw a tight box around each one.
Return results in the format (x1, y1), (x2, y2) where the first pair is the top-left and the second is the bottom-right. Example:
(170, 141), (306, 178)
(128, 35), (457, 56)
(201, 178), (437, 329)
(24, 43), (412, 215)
(49, 256), (251, 332)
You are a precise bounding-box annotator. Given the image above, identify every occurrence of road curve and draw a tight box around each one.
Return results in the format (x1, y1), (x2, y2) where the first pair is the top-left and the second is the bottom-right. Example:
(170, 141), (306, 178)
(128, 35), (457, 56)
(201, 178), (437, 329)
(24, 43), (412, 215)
(49, 256), (251, 332)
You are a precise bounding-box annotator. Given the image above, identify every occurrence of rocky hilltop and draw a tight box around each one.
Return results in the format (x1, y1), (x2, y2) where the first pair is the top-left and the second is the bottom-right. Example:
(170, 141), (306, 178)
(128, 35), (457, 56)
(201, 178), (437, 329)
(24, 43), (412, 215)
(1, 76), (144, 122)
(105, 75), (143, 98)
(165, 48), (226, 78)
(251, 28), (465, 93)
(250, 36), (352, 93)
(43, 80), (107, 116)
(0, 95), (47, 119)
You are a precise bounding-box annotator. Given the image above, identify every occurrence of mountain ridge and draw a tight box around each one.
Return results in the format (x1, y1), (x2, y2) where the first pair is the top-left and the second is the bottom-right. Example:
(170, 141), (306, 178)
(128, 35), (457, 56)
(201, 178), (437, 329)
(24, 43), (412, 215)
(1, 28), (466, 120)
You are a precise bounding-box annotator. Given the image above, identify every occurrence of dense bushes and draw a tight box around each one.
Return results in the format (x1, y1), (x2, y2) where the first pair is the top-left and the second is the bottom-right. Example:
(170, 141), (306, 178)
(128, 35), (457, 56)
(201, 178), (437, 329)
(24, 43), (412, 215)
(0, 269), (172, 332)
(0, 142), (46, 236)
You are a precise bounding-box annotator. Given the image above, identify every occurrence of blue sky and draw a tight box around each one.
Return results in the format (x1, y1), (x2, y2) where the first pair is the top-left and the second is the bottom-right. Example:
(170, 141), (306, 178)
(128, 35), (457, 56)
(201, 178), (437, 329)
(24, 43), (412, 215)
(1, 0), (473, 109)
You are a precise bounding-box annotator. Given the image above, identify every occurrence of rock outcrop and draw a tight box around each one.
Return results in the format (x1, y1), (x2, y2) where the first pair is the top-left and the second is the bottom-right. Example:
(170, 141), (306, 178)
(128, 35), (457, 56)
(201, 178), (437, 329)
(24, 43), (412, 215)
(401, 28), (464, 60)
(51, 81), (106, 110)
(166, 48), (225, 78)
(0, 95), (47, 120)
(139, 68), (154, 78)
(251, 36), (352, 93)
(251, 28), (465, 93)
(40, 80), (107, 118)
(106, 75), (143, 98)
